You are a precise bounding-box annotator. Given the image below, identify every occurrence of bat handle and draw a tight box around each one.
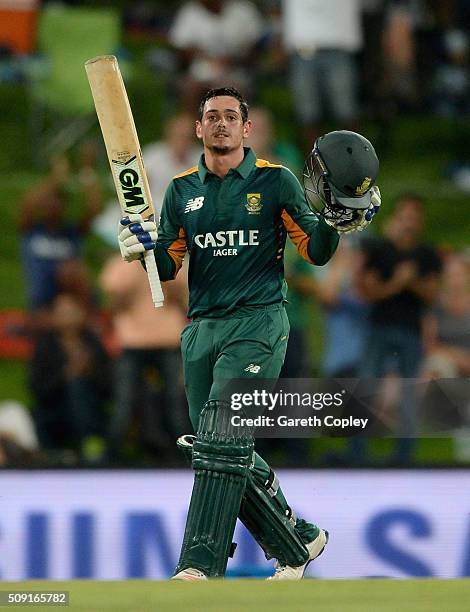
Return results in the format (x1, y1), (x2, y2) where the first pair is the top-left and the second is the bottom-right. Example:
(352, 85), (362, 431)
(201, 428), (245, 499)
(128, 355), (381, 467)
(144, 249), (164, 308)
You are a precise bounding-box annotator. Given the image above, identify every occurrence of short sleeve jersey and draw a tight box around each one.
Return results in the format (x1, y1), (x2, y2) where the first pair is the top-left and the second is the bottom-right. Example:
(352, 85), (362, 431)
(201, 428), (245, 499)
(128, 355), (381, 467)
(157, 148), (324, 318)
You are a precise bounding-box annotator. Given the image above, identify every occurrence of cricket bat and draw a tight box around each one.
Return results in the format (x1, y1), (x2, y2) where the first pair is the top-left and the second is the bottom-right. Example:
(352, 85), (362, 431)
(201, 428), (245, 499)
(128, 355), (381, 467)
(85, 55), (164, 307)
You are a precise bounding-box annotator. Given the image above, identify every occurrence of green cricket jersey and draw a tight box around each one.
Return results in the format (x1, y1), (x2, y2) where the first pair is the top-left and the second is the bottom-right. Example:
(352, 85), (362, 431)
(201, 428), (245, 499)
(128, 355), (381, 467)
(154, 148), (338, 318)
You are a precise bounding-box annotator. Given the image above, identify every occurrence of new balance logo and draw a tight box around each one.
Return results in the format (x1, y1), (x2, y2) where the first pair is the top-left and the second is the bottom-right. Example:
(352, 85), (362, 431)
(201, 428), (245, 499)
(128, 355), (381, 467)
(244, 363), (261, 374)
(184, 196), (205, 213)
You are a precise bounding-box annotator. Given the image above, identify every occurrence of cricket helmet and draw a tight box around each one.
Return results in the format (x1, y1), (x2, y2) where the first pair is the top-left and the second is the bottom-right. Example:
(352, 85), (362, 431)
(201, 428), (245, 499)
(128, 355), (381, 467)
(303, 130), (379, 223)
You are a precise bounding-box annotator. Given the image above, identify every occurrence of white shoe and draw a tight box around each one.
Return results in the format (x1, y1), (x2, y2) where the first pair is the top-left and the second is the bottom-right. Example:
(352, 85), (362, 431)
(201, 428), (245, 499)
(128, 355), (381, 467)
(267, 529), (329, 581)
(171, 568), (208, 581)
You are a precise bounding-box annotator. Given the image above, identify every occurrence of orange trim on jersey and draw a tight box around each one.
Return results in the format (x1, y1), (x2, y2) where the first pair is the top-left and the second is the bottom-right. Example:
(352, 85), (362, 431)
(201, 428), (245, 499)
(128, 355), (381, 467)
(167, 228), (187, 276)
(255, 159), (283, 169)
(173, 165), (199, 179)
(281, 209), (314, 264)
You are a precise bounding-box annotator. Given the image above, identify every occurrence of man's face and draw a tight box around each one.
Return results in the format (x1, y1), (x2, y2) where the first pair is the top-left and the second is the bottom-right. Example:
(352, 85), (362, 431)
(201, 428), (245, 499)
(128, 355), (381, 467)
(196, 96), (251, 154)
(393, 200), (424, 240)
(52, 294), (86, 331)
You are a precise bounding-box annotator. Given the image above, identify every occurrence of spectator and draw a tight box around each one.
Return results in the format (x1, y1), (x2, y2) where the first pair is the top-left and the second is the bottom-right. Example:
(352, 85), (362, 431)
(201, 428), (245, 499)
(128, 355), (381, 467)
(92, 113), (201, 246)
(356, 193), (442, 464)
(421, 252), (470, 452)
(55, 258), (96, 315)
(316, 236), (370, 379)
(169, 0), (264, 109)
(143, 113), (201, 210)
(29, 293), (110, 463)
(359, 0), (387, 118)
(422, 253), (470, 379)
(124, 2), (175, 39)
(382, 1), (419, 112)
(433, 25), (470, 191)
(245, 106), (303, 173)
(313, 237), (370, 466)
(433, 28), (469, 119)
(282, 0), (363, 151)
(100, 255), (190, 464)
(18, 152), (101, 314)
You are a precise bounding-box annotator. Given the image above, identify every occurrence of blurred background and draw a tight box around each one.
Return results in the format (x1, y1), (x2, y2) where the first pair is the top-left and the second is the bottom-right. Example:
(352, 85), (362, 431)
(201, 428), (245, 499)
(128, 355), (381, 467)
(0, 0), (469, 581)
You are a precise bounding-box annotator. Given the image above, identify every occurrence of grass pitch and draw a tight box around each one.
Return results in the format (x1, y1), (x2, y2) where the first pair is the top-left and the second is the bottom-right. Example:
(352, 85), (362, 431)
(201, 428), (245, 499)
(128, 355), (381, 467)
(2, 580), (469, 612)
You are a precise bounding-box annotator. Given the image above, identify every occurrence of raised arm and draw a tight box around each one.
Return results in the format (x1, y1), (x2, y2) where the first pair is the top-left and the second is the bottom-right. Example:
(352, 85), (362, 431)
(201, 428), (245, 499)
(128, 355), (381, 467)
(280, 166), (339, 266)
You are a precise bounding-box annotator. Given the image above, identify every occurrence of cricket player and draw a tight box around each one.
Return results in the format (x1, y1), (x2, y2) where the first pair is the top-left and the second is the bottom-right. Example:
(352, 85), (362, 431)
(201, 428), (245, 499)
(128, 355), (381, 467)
(118, 87), (381, 580)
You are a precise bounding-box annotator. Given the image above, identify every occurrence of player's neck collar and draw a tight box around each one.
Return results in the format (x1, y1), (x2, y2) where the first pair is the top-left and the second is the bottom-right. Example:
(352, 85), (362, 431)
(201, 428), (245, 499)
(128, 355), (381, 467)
(198, 148), (256, 183)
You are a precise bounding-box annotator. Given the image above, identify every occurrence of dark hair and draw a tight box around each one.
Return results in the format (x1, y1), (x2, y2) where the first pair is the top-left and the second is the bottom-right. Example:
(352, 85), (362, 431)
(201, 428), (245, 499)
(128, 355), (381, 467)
(198, 87), (249, 123)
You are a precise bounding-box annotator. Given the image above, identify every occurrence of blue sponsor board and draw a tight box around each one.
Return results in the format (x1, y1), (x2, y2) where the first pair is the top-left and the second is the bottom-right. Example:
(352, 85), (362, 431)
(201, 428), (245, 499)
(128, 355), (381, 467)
(0, 470), (469, 579)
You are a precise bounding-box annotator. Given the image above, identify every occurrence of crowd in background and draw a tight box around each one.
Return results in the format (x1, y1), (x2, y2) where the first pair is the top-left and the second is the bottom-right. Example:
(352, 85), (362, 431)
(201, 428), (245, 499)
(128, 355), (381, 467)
(132, 0), (470, 174)
(0, 0), (469, 468)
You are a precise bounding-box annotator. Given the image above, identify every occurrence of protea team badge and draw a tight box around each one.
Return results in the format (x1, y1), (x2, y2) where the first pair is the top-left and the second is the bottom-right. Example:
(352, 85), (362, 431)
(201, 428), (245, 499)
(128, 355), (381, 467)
(245, 193), (262, 214)
(355, 177), (372, 196)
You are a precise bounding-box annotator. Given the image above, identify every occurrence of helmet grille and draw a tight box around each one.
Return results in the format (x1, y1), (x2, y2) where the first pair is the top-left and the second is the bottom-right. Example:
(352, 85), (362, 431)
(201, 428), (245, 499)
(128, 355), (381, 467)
(302, 146), (359, 224)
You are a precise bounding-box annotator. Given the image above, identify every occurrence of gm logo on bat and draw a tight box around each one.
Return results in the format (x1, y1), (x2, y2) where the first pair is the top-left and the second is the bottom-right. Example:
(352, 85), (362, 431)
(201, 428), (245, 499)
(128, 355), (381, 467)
(112, 156), (149, 215)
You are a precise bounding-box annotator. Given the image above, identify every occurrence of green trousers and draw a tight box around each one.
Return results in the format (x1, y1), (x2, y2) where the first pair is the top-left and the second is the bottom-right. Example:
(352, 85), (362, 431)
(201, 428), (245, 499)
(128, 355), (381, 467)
(181, 302), (318, 546)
